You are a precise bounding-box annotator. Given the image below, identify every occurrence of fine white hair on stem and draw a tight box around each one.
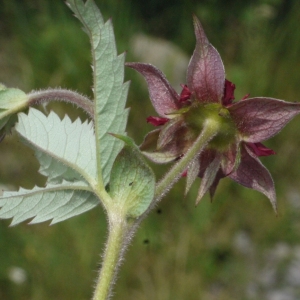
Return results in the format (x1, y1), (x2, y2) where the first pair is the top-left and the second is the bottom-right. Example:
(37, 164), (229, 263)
(27, 88), (94, 119)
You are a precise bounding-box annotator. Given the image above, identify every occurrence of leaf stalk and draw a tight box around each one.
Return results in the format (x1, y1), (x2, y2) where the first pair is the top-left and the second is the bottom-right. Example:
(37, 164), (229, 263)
(27, 89), (94, 119)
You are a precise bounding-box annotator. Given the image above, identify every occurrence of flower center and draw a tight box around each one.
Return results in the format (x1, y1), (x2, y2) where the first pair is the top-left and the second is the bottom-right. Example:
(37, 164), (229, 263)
(183, 103), (237, 151)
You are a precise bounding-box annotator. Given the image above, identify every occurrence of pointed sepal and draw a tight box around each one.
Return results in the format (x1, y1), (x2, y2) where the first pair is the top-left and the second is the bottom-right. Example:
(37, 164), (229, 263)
(126, 62), (180, 117)
(229, 143), (277, 213)
(196, 154), (222, 205)
(185, 155), (200, 195)
(139, 129), (181, 163)
(187, 16), (225, 103)
(229, 97), (300, 143)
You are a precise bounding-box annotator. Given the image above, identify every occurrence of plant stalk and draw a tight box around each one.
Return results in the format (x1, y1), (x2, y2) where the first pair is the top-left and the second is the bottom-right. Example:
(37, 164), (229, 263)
(93, 120), (220, 299)
(93, 211), (129, 300)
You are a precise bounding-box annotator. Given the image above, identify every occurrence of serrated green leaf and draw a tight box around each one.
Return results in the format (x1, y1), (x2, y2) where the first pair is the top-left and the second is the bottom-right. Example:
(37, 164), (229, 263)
(35, 151), (83, 184)
(15, 108), (97, 187)
(109, 137), (155, 218)
(66, 0), (129, 185)
(0, 181), (98, 225)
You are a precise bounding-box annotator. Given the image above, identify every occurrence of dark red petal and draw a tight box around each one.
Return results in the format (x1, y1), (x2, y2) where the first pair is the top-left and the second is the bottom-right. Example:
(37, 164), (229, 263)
(187, 16), (225, 104)
(222, 79), (235, 106)
(229, 97), (300, 143)
(126, 62), (180, 117)
(229, 144), (277, 212)
(179, 84), (192, 103)
(147, 116), (169, 126)
(246, 142), (275, 157)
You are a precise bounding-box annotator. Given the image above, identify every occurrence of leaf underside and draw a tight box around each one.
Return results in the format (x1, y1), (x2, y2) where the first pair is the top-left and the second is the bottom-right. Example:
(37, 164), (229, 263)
(0, 182), (98, 226)
(0, 108), (99, 225)
(109, 136), (155, 218)
(0, 0), (130, 225)
(66, 0), (129, 185)
(16, 108), (97, 185)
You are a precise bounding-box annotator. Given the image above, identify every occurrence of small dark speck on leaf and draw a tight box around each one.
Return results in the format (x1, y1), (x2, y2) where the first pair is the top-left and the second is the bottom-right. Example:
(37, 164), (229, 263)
(143, 239), (150, 244)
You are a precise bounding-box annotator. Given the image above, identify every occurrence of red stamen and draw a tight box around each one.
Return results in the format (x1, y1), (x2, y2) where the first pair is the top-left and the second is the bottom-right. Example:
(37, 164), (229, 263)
(146, 116), (169, 126)
(247, 142), (276, 156)
(222, 79), (235, 106)
(179, 84), (191, 103)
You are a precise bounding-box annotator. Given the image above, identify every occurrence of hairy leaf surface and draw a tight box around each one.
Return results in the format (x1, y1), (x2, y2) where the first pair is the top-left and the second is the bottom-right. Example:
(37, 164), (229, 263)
(109, 135), (155, 218)
(0, 181), (98, 225)
(66, 0), (129, 185)
(16, 108), (97, 187)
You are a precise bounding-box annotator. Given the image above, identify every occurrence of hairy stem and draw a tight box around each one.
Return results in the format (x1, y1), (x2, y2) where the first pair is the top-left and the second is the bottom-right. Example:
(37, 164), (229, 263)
(92, 113), (220, 300)
(93, 211), (131, 300)
(27, 89), (94, 119)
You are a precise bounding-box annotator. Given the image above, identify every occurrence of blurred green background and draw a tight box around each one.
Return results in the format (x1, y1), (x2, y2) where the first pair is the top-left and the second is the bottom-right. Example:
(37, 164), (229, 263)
(1, 0), (300, 299)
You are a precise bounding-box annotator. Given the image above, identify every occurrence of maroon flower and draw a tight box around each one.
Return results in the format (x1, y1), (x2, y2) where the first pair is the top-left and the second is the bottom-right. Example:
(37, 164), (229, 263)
(126, 16), (300, 210)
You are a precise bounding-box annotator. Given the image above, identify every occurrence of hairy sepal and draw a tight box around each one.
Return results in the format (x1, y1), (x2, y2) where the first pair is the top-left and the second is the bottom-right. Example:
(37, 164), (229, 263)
(140, 129), (179, 163)
(126, 63), (180, 117)
(196, 154), (222, 205)
(187, 16), (225, 103)
(229, 144), (277, 212)
(229, 97), (300, 143)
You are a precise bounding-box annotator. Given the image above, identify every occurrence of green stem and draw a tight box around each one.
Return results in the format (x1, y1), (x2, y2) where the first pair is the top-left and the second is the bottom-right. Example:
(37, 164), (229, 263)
(93, 119), (220, 299)
(154, 119), (219, 202)
(93, 211), (129, 300)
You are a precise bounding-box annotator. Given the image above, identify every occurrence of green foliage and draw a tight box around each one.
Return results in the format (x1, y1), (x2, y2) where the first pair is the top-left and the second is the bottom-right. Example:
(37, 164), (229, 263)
(67, 0), (130, 185)
(0, 0), (133, 226)
(109, 135), (155, 218)
(0, 108), (98, 225)
(0, 183), (98, 226)
(17, 109), (97, 185)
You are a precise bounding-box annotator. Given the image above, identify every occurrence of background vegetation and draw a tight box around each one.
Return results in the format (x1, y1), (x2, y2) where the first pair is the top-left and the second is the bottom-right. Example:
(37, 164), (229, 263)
(1, 0), (300, 299)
